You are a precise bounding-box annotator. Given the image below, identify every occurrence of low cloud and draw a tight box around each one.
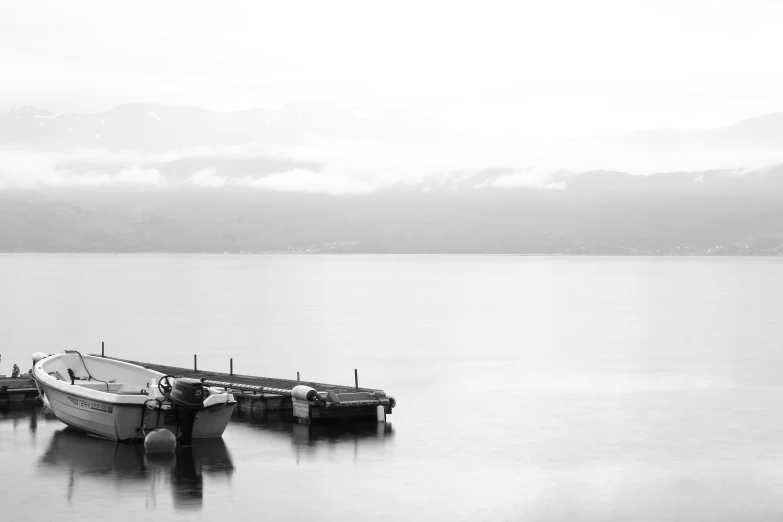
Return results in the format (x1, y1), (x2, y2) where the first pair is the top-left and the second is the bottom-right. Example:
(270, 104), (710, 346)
(188, 168), (227, 187)
(0, 148), (166, 188)
(473, 169), (566, 190)
(3, 133), (783, 192)
(108, 166), (165, 185)
(233, 168), (377, 194)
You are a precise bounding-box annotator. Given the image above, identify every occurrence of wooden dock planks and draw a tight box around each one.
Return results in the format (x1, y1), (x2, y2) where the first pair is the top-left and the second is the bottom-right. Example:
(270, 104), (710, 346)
(0, 377), (39, 403)
(91, 356), (393, 424)
(96, 356), (380, 394)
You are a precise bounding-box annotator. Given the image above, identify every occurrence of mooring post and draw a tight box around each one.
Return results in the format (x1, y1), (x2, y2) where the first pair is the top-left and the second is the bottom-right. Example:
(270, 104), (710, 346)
(101, 341), (104, 358)
(230, 358), (233, 376)
(354, 369), (358, 391)
(194, 354), (197, 371)
(297, 371), (300, 383)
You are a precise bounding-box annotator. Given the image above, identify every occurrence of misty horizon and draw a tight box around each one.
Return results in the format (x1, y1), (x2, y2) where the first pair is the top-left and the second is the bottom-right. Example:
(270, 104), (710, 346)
(4, 1), (783, 254)
(3, 100), (783, 254)
(5, 101), (783, 188)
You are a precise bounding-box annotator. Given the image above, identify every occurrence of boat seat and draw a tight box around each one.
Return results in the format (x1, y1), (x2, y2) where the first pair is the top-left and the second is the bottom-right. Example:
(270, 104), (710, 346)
(75, 382), (124, 392)
(49, 371), (67, 382)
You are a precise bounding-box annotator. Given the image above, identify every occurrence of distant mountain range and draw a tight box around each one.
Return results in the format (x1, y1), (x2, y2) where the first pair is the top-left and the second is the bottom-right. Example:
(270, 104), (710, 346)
(500, 112), (783, 150)
(0, 102), (471, 150)
(3, 103), (783, 254)
(6, 103), (783, 154)
(601, 113), (783, 149)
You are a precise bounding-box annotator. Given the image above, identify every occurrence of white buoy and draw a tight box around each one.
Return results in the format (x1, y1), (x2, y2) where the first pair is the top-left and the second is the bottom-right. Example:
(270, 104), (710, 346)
(376, 404), (386, 423)
(144, 429), (177, 453)
(291, 385), (318, 401)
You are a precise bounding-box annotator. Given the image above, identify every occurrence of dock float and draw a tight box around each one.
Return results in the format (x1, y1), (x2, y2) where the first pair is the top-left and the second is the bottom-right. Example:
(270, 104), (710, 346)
(0, 377), (39, 403)
(95, 356), (396, 425)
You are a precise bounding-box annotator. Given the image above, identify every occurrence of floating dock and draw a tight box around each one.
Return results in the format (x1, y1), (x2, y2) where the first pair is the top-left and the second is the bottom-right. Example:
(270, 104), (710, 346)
(95, 356), (395, 425)
(0, 377), (39, 403)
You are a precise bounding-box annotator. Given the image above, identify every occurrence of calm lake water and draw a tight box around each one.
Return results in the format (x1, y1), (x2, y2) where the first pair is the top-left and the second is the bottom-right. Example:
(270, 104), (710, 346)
(2, 255), (783, 520)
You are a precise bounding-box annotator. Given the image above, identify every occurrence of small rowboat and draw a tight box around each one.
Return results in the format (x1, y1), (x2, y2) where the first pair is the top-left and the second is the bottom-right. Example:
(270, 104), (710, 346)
(32, 351), (236, 442)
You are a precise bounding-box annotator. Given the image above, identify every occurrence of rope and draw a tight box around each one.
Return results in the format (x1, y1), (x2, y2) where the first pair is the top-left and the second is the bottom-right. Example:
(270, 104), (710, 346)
(119, 398), (163, 444)
(32, 374), (44, 403)
(65, 350), (110, 391)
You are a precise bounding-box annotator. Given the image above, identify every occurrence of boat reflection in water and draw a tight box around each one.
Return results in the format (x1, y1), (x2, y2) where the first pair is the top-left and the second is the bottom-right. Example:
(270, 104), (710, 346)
(38, 427), (234, 510)
(169, 437), (235, 510)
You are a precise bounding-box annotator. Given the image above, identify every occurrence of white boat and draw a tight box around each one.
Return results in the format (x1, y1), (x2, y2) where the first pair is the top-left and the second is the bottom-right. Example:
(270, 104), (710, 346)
(32, 351), (236, 442)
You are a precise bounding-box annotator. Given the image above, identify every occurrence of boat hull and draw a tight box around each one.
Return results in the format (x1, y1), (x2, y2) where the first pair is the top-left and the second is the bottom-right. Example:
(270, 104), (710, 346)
(41, 382), (163, 441)
(193, 402), (236, 439)
(33, 352), (235, 442)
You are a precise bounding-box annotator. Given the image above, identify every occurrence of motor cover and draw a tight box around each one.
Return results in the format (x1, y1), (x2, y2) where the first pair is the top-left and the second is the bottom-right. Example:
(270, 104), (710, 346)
(170, 377), (205, 409)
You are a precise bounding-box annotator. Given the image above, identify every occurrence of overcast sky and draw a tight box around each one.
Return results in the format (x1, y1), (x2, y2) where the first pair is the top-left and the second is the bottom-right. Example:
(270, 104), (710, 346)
(3, 0), (783, 139)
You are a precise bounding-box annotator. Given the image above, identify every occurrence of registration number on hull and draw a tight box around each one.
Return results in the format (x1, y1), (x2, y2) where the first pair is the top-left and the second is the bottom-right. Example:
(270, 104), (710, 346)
(67, 396), (113, 414)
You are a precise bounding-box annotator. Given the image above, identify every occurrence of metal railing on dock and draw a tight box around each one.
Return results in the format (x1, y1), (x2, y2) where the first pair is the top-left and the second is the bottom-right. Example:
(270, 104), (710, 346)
(94, 354), (395, 425)
(201, 379), (292, 396)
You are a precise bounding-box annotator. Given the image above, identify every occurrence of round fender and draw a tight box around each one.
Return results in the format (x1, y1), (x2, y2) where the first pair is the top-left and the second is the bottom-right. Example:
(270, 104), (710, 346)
(144, 429), (176, 454)
(291, 385), (318, 401)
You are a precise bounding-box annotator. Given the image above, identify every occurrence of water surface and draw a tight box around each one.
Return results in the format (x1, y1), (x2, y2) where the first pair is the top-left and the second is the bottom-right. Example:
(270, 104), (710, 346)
(2, 255), (783, 520)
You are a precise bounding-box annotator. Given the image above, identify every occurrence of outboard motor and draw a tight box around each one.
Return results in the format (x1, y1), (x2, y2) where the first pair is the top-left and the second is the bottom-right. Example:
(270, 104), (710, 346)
(169, 377), (206, 445)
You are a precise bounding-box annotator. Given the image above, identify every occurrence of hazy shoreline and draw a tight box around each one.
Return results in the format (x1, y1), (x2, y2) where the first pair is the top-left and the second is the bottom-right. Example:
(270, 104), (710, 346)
(2, 252), (782, 256)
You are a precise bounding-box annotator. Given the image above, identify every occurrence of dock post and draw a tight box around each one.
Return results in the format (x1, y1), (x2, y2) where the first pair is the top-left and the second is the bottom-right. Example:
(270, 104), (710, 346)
(230, 358), (233, 376)
(101, 342), (104, 358)
(354, 369), (358, 391)
(194, 354), (197, 371)
(297, 371), (300, 383)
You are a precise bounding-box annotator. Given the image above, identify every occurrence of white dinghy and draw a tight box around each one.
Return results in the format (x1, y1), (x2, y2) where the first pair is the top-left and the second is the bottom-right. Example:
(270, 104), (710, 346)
(32, 351), (236, 442)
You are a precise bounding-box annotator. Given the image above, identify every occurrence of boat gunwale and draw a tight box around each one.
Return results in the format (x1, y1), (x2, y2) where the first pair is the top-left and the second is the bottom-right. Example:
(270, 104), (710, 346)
(33, 353), (238, 406)
(33, 353), (165, 405)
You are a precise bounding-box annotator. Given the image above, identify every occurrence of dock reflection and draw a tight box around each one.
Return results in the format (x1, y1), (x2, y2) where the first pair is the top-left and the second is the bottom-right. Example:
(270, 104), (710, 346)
(0, 402), (55, 435)
(38, 428), (234, 510)
(230, 407), (394, 462)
